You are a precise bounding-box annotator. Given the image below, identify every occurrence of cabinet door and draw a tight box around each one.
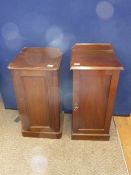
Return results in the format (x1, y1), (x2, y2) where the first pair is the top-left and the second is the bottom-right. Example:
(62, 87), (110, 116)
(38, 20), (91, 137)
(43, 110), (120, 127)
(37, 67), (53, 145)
(12, 70), (60, 132)
(72, 70), (119, 134)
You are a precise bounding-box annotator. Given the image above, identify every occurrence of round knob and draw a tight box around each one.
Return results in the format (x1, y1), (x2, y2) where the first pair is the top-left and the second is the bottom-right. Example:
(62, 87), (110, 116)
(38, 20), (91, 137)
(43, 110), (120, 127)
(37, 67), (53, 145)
(73, 104), (79, 111)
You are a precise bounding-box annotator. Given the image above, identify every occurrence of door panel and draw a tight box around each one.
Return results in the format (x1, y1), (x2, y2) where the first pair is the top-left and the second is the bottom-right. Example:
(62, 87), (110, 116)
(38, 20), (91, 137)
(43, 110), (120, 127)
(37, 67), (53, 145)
(13, 70), (60, 132)
(22, 77), (50, 127)
(73, 71), (112, 133)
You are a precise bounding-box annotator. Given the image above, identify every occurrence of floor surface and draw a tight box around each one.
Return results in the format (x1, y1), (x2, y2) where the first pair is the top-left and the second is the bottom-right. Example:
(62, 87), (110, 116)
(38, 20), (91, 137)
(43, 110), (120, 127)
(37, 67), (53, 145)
(114, 116), (131, 175)
(0, 110), (128, 175)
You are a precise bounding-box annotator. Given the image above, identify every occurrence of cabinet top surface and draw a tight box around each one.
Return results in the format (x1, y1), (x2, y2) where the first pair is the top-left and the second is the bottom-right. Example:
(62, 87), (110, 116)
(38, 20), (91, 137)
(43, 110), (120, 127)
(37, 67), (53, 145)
(70, 43), (123, 70)
(8, 47), (62, 70)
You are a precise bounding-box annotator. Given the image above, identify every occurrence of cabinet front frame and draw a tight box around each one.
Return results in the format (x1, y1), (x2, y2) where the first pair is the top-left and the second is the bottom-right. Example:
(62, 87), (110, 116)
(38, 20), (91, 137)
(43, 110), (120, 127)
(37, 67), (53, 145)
(72, 70), (120, 135)
(11, 69), (60, 133)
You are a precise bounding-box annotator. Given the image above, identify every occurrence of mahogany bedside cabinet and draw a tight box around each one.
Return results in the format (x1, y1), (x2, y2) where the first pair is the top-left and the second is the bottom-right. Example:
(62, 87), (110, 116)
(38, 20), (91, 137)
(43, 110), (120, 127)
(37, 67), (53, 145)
(8, 47), (63, 139)
(70, 43), (123, 140)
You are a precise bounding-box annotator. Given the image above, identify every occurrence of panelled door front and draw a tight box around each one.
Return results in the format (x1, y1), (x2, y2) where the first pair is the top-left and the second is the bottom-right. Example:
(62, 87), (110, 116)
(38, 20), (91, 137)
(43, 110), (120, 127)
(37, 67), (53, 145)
(72, 70), (112, 134)
(12, 70), (60, 133)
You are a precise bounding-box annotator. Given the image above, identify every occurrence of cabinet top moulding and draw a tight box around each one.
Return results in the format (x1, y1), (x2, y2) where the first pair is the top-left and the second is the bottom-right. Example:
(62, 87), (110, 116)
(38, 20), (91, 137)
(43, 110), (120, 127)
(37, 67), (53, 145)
(8, 47), (62, 71)
(70, 43), (124, 71)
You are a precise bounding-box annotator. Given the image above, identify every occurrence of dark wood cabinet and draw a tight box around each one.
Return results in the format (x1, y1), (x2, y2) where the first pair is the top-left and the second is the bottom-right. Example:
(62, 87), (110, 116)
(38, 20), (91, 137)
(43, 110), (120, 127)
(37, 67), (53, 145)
(70, 43), (123, 140)
(8, 47), (63, 139)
